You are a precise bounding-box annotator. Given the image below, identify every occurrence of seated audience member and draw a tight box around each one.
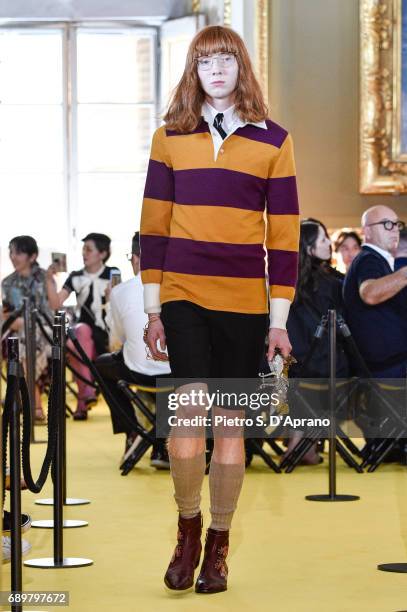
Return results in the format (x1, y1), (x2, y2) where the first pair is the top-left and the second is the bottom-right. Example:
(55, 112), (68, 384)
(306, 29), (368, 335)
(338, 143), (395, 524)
(334, 230), (362, 271)
(95, 232), (171, 469)
(395, 227), (407, 270)
(46, 232), (120, 420)
(284, 219), (350, 464)
(2, 235), (52, 422)
(343, 205), (407, 378)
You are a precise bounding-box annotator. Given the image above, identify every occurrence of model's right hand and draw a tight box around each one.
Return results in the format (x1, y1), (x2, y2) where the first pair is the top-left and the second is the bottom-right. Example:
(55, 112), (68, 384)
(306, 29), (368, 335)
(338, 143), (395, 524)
(147, 318), (169, 361)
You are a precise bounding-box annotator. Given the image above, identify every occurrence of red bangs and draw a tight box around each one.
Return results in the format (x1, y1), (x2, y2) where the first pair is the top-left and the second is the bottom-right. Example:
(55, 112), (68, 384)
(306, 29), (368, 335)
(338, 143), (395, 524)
(191, 26), (242, 58)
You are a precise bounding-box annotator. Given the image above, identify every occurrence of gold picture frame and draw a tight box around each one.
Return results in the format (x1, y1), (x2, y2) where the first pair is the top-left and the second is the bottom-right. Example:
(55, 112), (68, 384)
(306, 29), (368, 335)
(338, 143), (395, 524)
(360, 0), (407, 193)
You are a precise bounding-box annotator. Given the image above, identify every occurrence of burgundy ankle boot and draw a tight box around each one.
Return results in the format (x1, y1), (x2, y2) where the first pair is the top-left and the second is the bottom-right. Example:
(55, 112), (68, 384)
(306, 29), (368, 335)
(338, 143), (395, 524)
(195, 528), (229, 594)
(164, 513), (202, 591)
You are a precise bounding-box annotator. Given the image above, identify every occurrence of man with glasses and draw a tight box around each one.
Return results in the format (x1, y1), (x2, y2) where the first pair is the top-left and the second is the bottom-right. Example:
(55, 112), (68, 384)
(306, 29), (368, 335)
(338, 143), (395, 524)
(343, 205), (407, 378)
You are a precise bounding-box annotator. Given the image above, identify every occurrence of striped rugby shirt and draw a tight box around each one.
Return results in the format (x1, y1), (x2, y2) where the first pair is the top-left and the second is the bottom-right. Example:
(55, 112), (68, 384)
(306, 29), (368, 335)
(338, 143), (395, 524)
(140, 115), (300, 315)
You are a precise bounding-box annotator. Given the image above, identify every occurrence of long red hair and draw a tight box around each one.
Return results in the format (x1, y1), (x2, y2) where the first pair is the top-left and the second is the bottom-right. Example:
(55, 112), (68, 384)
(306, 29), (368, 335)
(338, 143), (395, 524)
(163, 25), (268, 133)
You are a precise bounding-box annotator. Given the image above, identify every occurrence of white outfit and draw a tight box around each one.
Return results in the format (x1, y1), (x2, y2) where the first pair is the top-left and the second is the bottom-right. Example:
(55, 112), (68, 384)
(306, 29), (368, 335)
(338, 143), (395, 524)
(107, 274), (170, 376)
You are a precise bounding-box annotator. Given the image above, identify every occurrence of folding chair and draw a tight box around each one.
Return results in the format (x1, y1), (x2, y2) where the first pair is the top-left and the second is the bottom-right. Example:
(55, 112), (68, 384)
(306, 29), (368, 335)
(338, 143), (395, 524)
(279, 378), (364, 473)
(117, 381), (174, 475)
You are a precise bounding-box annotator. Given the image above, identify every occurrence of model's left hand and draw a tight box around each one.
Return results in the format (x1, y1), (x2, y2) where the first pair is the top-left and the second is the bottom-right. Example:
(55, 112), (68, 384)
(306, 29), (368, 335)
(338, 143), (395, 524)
(267, 328), (292, 361)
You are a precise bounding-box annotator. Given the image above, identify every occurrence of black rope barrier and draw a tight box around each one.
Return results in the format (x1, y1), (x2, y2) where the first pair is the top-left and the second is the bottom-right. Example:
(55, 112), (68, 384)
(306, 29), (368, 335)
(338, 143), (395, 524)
(3, 338), (49, 612)
(24, 322), (93, 569)
(35, 312), (90, 508)
(35, 311), (97, 389)
(22, 298), (43, 445)
(1, 306), (23, 337)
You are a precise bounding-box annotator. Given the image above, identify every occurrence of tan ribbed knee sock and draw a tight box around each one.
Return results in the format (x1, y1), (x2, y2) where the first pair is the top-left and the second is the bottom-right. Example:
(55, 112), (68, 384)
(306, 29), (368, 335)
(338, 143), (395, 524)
(209, 461), (245, 531)
(169, 452), (206, 518)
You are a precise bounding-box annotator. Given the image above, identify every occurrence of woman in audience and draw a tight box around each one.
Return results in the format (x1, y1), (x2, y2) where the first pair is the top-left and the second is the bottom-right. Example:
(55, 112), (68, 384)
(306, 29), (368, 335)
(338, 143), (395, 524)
(46, 232), (120, 420)
(284, 219), (350, 464)
(334, 230), (362, 271)
(2, 235), (51, 422)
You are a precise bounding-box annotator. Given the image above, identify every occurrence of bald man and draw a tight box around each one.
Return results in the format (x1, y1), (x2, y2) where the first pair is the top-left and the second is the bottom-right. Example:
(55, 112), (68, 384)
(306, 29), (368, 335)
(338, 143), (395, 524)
(343, 205), (407, 377)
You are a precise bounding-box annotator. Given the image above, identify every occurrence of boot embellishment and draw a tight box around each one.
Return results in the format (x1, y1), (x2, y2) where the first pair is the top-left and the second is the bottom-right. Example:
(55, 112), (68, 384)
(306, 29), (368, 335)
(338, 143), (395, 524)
(214, 544), (229, 578)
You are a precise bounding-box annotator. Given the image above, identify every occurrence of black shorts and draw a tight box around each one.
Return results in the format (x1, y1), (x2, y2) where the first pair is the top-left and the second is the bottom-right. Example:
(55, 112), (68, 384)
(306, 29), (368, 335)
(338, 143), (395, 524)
(160, 300), (268, 380)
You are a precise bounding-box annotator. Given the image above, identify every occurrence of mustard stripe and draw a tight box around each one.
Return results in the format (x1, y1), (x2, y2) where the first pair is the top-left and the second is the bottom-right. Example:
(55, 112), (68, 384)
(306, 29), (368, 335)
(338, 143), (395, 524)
(269, 285), (295, 301)
(140, 198), (173, 236)
(141, 269), (163, 283)
(171, 204), (265, 244)
(166, 131), (295, 179)
(266, 214), (300, 252)
(161, 272), (269, 313)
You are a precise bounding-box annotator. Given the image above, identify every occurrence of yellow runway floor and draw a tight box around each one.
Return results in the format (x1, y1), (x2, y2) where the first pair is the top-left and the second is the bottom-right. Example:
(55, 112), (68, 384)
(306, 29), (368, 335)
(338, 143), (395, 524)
(3, 400), (407, 612)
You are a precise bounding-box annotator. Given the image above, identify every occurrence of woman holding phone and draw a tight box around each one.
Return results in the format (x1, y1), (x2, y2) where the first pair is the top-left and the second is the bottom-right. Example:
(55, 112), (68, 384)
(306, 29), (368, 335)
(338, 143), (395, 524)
(46, 232), (120, 419)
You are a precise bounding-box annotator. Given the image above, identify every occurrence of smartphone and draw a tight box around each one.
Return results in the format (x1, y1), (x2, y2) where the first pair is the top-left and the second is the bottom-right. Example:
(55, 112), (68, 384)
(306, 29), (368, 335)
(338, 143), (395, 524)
(51, 252), (67, 272)
(110, 270), (122, 288)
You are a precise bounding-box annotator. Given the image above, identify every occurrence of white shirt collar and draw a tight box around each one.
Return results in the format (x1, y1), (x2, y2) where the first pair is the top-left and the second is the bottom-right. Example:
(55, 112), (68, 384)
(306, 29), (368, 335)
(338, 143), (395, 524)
(363, 243), (395, 271)
(84, 265), (106, 279)
(202, 101), (267, 132)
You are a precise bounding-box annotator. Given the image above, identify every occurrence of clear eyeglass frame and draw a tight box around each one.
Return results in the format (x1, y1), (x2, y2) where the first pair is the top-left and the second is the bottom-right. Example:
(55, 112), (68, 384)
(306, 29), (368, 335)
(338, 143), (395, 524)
(196, 53), (237, 71)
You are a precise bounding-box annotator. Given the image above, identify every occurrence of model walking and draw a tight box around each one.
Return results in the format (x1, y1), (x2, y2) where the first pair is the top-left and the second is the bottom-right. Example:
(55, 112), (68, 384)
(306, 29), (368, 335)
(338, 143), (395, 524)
(140, 25), (300, 594)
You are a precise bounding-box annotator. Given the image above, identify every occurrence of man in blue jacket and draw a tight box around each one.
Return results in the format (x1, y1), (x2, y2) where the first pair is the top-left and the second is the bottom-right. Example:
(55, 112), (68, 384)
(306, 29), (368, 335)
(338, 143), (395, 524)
(343, 205), (407, 462)
(343, 205), (407, 377)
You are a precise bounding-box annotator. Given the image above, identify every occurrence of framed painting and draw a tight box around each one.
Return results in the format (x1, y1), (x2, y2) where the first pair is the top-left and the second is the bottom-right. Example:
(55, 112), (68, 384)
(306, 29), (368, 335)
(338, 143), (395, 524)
(360, 0), (407, 193)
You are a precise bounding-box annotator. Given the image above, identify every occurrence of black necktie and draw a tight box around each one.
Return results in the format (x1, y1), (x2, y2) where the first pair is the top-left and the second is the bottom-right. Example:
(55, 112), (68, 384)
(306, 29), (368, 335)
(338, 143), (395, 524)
(213, 113), (227, 140)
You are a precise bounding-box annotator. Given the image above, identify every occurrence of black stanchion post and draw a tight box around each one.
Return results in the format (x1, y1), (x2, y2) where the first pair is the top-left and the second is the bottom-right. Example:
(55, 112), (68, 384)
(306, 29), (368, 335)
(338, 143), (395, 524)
(35, 313), (90, 508)
(31, 321), (88, 530)
(5, 339), (48, 612)
(306, 310), (359, 503)
(8, 338), (23, 610)
(328, 309), (337, 499)
(54, 323), (64, 562)
(59, 313), (67, 502)
(23, 297), (46, 445)
(377, 369), (407, 573)
(22, 298), (35, 444)
(25, 324), (92, 568)
(59, 311), (89, 506)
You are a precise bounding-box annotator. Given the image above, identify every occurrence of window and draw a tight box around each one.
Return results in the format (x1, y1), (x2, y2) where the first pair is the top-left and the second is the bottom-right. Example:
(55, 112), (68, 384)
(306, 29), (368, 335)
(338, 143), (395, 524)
(0, 24), (157, 279)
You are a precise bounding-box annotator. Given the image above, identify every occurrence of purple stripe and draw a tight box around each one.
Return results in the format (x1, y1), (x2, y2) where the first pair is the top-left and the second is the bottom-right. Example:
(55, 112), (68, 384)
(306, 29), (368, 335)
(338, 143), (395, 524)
(144, 159), (174, 202)
(266, 176), (299, 215)
(166, 119), (210, 137)
(267, 249), (298, 287)
(174, 168), (266, 211)
(234, 120), (288, 148)
(163, 237), (266, 278)
(140, 234), (169, 270)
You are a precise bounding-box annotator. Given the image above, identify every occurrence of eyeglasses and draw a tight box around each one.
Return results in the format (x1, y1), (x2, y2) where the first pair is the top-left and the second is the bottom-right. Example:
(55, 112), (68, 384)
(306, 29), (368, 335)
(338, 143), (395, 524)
(366, 220), (405, 231)
(196, 53), (237, 71)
